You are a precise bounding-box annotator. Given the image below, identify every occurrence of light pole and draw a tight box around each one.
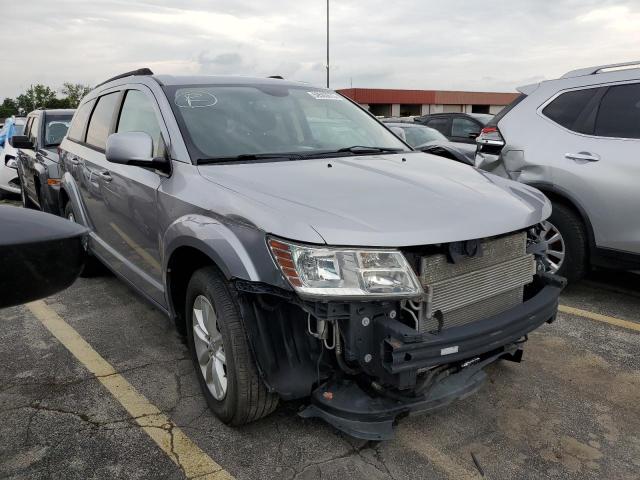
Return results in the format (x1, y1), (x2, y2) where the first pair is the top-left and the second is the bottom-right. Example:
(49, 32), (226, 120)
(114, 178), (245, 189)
(326, 0), (330, 88)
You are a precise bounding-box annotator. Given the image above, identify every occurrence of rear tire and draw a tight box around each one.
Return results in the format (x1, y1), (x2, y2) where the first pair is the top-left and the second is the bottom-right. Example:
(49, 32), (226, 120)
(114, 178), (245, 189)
(186, 266), (278, 425)
(547, 202), (588, 283)
(63, 202), (106, 277)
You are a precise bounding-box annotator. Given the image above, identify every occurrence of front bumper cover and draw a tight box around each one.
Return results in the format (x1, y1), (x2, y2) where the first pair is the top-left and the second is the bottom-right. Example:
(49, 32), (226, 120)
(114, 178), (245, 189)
(300, 274), (565, 440)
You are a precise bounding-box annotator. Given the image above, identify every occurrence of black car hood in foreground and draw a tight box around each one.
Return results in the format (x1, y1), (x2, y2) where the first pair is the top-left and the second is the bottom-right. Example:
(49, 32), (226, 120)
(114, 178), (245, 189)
(198, 152), (551, 247)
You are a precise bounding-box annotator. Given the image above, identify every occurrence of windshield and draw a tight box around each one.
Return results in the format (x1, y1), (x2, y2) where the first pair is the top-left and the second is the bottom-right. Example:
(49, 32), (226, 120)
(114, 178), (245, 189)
(44, 114), (73, 146)
(397, 125), (447, 147)
(164, 84), (409, 160)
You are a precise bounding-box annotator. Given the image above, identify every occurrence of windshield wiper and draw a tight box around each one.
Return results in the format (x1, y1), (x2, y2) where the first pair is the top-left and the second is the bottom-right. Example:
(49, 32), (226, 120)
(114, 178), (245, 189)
(336, 146), (406, 154)
(196, 153), (304, 165)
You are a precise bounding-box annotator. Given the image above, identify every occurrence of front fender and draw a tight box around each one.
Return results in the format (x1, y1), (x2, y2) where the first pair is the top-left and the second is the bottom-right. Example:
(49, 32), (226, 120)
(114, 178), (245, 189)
(163, 214), (290, 287)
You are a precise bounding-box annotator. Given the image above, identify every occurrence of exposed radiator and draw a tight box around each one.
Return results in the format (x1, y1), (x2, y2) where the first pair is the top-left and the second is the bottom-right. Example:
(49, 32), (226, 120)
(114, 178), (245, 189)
(419, 232), (535, 332)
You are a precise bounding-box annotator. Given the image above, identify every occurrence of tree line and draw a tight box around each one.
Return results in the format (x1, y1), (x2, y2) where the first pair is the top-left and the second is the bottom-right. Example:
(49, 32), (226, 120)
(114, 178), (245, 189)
(0, 83), (93, 119)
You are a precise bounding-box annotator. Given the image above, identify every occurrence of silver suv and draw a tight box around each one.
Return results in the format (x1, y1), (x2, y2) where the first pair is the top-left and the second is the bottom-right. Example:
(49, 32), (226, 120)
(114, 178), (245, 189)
(59, 69), (564, 440)
(476, 60), (640, 281)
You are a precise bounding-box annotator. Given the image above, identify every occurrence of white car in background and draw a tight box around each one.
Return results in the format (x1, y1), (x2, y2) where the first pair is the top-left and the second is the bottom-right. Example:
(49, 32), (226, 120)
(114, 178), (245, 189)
(0, 117), (26, 198)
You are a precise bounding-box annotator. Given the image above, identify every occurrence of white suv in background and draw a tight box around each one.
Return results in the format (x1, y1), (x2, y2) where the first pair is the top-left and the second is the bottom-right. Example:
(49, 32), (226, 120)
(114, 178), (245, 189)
(0, 116), (27, 198)
(476, 60), (640, 281)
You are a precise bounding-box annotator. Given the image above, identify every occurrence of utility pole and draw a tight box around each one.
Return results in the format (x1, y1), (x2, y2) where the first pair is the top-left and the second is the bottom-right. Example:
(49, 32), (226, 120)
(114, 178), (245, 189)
(326, 0), (330, 88)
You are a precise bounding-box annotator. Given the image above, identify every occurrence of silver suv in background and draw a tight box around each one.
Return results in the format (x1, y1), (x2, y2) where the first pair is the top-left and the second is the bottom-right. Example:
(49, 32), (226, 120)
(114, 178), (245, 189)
(476, 60), (640, 281)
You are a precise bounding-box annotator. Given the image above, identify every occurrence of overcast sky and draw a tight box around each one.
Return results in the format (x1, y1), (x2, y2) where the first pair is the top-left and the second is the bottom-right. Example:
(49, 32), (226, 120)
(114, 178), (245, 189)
(3, 0), (639, 98)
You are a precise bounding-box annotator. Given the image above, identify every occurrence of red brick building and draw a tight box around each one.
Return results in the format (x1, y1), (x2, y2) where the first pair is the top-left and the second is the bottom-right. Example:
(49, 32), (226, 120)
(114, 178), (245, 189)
(337, 88), (519, 117)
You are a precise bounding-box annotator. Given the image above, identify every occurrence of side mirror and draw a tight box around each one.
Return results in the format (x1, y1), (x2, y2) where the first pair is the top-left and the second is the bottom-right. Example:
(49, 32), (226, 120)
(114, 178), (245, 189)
(106, 132), (169, 171)
(8, 135), (34, 149)
(106, 131), (153, 166)
(0, 206), (88, 309)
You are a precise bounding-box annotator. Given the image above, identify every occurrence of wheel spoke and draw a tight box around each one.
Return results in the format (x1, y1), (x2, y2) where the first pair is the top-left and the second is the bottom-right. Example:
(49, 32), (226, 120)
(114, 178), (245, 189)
(214, 348), (226, 364)
(547, 232), (562, 244)
(548, 250), (565, 261)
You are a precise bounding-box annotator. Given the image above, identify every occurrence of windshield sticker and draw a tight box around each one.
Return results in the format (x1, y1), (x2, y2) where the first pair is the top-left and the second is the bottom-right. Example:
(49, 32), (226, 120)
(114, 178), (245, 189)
(175, 91), (218, 108)
(307, 91), (343, 101)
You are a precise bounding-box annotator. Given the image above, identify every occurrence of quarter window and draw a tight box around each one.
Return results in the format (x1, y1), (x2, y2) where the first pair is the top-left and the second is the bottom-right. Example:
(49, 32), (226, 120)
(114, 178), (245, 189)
(595, 83), (640, 139)
(86, 93), (120, 150)
(117, 90), (166, 157)
(542, 87), (602, 134)
(67, 99), (96, 142)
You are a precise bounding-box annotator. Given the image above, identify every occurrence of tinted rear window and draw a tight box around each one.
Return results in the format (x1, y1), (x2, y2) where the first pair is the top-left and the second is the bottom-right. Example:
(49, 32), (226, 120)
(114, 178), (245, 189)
(595, 83), (640, 139)
(86, 93), (120, 150)
(542, 88), (602, 133)
(67, 100), (95, 142)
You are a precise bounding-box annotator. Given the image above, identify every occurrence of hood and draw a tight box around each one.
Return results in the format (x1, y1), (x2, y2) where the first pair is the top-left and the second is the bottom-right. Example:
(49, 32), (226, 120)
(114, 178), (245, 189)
(198, 152), (550, 247)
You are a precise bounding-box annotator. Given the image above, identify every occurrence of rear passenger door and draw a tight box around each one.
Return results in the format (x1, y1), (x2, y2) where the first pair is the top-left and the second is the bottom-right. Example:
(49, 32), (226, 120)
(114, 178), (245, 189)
(541, 81), (640, 254)
(97, 87), (167, 306)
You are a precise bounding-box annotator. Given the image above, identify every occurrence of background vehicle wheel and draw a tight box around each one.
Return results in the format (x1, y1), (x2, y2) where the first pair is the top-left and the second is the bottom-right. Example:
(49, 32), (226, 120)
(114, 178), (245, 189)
(545, 202), (588, 282)
(63, 202), (106, 277)
(186, 266), (278, 425)
(18, 173), (37, 210)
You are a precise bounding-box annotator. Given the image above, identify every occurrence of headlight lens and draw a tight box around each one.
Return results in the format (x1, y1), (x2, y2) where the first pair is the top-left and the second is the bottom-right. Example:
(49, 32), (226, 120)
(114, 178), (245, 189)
(268, 238), (423, 297)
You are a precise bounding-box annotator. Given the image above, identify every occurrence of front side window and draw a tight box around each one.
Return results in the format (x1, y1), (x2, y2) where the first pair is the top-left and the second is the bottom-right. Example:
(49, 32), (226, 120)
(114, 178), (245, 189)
(451, 117), (480, 137)
(28, 116), (40, 145)
(542, 87), (602, 134)
(117, 90), (165, 157)
(86, 93), (120, 150)
(595, 83), (640, 139)
(44, 114), (73, 146)
(68, 100), (96, 142)
(164, 85), (408, 160)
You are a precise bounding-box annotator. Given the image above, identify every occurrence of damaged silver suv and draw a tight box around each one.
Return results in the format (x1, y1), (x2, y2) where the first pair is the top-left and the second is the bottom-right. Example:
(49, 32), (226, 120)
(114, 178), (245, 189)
(59, 69), (565, 440)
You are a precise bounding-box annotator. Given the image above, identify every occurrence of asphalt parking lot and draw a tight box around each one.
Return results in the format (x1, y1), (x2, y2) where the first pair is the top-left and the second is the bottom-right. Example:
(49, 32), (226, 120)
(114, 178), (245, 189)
(1, 201), (639, 480)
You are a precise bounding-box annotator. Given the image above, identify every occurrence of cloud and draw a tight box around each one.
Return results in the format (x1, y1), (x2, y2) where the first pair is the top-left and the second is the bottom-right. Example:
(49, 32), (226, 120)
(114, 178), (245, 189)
(1, 0), (639, 98)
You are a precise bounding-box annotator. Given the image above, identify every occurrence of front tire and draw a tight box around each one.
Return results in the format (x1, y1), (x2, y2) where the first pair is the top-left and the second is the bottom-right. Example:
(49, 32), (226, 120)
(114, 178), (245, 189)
(186, 266), (278, 425)
(545, 202), (588, 282)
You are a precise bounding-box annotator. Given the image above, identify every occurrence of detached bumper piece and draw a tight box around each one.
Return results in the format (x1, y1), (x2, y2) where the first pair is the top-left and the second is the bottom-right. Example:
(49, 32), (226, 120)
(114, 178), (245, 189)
(300, 275), (565, 440)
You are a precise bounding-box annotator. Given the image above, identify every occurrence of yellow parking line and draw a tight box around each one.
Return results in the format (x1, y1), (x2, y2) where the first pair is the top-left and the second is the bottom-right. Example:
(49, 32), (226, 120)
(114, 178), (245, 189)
(26, 300), (234, 480)
(559, 304), (640, 332)
(109, 222), (162, 272)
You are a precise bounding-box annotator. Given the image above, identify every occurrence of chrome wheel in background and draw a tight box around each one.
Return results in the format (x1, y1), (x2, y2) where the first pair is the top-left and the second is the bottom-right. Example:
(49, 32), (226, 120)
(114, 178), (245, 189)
(192, 294), (227, 400)
(542, 220), (566, 273)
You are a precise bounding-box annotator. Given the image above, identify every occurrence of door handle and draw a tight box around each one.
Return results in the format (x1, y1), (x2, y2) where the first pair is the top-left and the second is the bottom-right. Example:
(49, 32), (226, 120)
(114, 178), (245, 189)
(99, 171), (113, 183)
(565, 152), (600, 162)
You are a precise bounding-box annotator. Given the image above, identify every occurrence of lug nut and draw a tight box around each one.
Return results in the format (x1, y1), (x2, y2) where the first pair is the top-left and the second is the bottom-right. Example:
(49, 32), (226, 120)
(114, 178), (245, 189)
(362, 317), (370, 326)
(364, 354), (372, 363)
(389, 310), (397, 319)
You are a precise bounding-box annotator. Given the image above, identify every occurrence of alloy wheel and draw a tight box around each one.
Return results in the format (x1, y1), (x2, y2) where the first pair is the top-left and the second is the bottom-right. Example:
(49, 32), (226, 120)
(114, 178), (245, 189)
(541, 220), (565, 273)
(192, 295), (227, 400)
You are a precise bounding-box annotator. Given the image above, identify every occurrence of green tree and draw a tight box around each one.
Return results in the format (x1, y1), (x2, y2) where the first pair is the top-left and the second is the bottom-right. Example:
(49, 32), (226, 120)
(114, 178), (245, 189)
(0, 98), (18, 120)
(61, 82), (92, 108)
(16, 84), (58, 113)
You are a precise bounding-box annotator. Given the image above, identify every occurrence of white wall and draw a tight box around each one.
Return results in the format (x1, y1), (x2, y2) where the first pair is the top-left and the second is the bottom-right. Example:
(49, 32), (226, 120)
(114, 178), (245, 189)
(391, 104), (401, 117)
(489, 105), (504, 114)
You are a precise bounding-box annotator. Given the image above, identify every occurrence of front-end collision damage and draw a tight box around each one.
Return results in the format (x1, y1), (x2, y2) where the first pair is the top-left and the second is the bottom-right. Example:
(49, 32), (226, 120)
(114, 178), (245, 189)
(233, 227), (565, 440)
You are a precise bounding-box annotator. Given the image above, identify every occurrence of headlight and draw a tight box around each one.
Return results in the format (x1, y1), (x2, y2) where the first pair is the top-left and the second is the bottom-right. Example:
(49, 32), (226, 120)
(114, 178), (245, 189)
(268, 238), (423, 297)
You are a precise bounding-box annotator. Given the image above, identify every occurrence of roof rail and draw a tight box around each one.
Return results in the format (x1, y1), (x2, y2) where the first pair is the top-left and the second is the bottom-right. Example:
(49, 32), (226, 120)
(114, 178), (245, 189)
(561, 60), (640, 79)
(95, 68), (154, 88)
